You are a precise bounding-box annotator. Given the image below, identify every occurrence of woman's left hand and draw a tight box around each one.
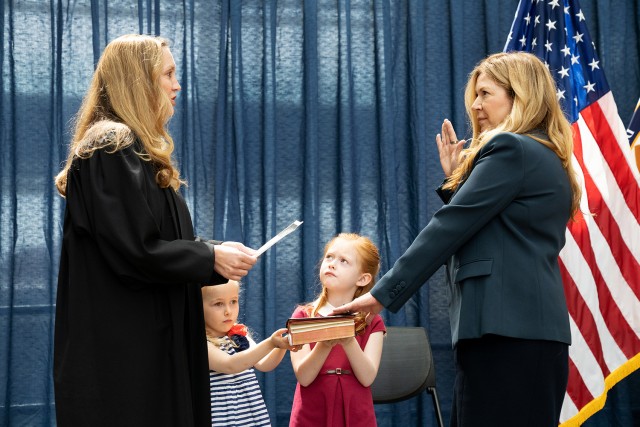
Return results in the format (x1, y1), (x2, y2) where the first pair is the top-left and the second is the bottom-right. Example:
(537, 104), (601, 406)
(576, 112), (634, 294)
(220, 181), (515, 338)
(328, 292), (384, 323)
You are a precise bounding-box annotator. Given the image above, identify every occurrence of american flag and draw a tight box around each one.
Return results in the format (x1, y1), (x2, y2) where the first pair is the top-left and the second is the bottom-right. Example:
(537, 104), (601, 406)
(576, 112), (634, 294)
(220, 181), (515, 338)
(628, 98), (640, 172)
(504, 0), (640, 425)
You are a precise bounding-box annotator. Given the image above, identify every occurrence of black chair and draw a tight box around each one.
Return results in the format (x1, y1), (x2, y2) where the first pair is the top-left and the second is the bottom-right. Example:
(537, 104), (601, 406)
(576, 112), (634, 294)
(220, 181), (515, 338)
(371, 326), (445, 427)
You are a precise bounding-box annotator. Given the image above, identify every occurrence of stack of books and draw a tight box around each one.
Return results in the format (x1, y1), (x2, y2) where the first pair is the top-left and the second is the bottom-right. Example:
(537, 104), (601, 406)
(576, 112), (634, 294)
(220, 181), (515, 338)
(286, 315), (356, 346)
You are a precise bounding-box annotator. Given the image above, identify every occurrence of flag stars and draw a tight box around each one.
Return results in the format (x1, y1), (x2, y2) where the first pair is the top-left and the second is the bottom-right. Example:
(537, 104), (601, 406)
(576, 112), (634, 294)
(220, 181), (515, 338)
(503, 0), (611, 115)
(545, 40), (553, 52)
(558, 66), (570, 78)
(520, 35), (527, 47)
(584, 81), (595, 93)
(546, 19), (557, 31)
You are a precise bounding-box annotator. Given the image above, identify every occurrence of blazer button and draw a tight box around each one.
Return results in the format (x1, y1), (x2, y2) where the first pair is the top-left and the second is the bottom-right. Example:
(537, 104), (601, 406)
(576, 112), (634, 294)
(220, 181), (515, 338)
(399, 281), (406, 289)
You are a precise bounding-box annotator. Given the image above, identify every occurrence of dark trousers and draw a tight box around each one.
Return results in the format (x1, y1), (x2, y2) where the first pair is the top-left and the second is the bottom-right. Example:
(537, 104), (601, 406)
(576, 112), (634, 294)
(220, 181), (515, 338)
(451, 334), (569, 427)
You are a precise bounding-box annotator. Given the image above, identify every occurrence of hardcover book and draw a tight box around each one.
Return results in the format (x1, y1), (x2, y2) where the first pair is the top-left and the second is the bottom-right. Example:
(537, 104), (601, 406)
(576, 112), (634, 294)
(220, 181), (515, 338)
(286, 315), (356, 346)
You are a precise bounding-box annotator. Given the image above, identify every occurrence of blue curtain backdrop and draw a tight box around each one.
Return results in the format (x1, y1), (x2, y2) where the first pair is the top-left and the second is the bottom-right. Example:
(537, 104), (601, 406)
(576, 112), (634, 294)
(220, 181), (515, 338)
(1, 1), (639, 426)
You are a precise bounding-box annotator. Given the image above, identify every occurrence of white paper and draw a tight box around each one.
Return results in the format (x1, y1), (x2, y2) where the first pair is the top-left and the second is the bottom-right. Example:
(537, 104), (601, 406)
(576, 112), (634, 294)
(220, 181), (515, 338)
(255, 220), (303, 256)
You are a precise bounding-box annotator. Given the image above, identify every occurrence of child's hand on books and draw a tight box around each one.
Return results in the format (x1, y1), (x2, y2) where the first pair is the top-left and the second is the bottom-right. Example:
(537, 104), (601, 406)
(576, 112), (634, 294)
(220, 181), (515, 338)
(269, 328), (302, 352)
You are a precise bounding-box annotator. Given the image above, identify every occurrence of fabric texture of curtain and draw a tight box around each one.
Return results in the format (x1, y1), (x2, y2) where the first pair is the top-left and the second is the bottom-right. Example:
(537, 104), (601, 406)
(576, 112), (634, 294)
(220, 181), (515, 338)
(1, 1), (639, 426)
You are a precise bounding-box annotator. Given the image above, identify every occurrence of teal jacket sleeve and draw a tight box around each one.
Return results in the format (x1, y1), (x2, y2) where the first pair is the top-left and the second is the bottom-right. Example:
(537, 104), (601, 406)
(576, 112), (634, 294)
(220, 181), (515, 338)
(371, 133), (526, 312)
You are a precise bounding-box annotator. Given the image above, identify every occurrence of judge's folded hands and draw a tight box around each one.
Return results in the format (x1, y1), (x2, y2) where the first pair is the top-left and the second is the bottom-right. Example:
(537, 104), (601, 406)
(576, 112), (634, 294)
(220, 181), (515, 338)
(213, 241), (258, 281)
(329, 292), (384, 323)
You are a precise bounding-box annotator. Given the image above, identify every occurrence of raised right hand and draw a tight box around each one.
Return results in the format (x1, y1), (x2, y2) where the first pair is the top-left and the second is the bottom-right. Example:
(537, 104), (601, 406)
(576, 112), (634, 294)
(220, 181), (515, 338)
(435, 119), (465, 177)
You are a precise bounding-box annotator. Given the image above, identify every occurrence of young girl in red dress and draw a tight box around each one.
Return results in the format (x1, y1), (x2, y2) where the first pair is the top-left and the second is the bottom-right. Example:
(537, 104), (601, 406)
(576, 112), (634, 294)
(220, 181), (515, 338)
(289, 233), (386, 427)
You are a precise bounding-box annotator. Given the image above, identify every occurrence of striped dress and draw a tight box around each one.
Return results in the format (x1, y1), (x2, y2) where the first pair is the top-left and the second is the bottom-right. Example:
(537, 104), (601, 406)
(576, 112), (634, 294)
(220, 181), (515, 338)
(209, 337), (271, 426)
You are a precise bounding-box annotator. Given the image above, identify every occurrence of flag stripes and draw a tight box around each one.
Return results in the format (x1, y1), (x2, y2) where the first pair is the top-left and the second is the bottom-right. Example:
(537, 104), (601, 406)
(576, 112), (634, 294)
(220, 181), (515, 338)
(566, 357), (593, 412)
(505, 1), (640, 424)
(573, 121), (640, 298)
(580, 98), (640, 221)
(559, 258), (609, 375)
(558, 102), (640, 423)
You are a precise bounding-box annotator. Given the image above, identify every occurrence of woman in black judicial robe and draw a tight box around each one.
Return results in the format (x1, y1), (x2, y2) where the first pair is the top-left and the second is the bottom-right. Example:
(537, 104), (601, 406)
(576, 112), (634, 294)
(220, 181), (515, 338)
(53, 34), (257, 427)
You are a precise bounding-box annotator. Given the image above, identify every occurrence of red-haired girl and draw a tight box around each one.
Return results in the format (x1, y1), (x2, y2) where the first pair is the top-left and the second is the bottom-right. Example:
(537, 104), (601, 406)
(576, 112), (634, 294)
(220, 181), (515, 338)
(289, 233), (386, 426)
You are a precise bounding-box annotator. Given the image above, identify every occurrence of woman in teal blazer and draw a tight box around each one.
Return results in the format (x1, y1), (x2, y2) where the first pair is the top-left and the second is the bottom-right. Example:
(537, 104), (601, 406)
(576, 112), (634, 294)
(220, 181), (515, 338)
(334, 52), (581, 426)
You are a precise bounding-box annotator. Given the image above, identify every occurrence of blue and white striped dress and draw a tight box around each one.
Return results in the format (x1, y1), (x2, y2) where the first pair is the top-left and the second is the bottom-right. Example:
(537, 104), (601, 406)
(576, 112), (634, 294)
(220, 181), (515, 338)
(209, 337), (271, 426)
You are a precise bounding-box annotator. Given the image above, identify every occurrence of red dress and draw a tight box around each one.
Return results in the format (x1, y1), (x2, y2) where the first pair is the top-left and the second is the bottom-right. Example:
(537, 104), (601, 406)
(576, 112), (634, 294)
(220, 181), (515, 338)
(289, 306), (386, 427)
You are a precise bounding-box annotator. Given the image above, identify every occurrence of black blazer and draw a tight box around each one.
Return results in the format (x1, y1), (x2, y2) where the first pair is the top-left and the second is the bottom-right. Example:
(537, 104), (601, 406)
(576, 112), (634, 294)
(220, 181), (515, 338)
(371, 132), (572, 346)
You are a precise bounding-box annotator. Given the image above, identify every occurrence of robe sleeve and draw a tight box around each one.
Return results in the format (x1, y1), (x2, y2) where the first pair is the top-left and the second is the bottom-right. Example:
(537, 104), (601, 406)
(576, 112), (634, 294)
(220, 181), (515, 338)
(65, 144), (216, 285)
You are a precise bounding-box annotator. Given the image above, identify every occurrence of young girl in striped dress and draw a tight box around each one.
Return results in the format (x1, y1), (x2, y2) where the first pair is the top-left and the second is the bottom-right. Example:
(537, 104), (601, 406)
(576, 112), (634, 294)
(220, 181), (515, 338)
(202, 280), (296, 426)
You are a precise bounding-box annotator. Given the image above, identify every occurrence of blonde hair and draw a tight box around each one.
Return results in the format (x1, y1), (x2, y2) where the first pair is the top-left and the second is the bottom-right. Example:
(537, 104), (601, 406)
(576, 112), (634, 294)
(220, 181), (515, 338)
(309, 233), (381, 333)
(55, 34), (183, 196)
(202, 281), (246, 348)
(444, 51), (581, 216)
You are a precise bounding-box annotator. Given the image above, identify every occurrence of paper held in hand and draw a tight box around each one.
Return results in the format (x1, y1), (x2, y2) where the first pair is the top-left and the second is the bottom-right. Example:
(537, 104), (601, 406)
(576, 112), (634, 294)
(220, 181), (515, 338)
(286, 315), (356, 346)
(255, 220), (303, 257)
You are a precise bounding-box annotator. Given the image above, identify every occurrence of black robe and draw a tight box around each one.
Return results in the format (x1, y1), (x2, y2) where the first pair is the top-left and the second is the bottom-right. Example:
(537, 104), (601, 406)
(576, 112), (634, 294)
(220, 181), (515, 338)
(54, 139), (224, 427)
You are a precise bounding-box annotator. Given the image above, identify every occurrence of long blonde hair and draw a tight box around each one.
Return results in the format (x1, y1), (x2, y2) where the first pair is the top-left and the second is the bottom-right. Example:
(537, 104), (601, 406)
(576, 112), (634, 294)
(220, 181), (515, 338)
(443, 51), (581, 216)
(55, 34), (182, 196)
(309, 233), (381, 333)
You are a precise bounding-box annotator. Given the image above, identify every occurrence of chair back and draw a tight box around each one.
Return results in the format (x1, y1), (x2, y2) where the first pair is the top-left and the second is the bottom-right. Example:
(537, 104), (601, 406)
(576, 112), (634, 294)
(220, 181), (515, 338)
(371, 326), (436, 403)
